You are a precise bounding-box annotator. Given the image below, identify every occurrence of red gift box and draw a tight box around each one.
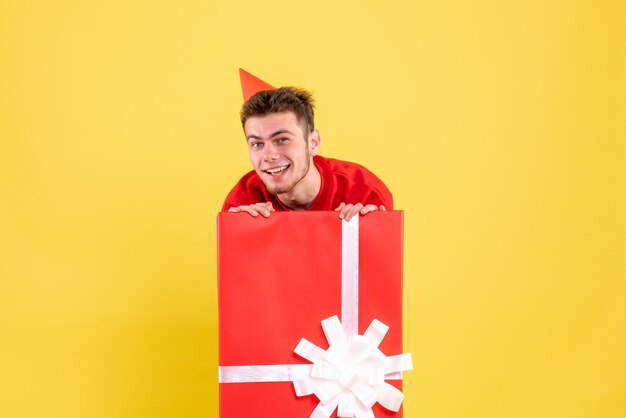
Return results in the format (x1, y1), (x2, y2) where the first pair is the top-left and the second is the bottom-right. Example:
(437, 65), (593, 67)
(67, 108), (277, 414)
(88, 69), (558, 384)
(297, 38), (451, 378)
(217, 211), (409, 417)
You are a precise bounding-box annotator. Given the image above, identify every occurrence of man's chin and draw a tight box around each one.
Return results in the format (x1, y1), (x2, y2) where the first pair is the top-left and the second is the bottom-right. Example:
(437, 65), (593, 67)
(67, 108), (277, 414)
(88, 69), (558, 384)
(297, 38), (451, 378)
(265, 183), (293, 194)
(260, 176), (290, 194)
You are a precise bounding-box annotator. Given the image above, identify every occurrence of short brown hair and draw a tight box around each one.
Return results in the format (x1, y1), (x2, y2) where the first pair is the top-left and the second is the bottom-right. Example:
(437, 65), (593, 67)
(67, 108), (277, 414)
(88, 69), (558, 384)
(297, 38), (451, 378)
(240, 87), (315, 134)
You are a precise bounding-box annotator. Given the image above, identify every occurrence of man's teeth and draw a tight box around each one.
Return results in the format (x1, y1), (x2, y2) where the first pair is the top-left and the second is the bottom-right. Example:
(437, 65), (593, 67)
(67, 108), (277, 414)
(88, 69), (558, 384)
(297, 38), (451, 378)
(266, 166), (288, 175)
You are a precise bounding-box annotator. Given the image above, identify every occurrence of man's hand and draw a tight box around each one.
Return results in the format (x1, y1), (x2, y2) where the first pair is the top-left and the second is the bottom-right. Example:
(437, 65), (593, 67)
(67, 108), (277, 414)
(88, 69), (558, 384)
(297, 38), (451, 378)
(228, 202), (275, 218)
(335, 202), (386, 221)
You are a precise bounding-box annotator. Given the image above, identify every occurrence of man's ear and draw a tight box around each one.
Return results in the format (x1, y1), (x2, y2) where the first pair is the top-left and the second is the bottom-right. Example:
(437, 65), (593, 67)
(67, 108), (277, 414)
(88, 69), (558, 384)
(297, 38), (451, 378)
(308, 129), (321, 156)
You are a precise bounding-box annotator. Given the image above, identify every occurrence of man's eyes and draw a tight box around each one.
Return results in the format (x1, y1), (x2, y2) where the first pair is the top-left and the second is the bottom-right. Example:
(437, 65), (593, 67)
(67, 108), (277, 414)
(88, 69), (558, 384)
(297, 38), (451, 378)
(249, 138), (289, 149)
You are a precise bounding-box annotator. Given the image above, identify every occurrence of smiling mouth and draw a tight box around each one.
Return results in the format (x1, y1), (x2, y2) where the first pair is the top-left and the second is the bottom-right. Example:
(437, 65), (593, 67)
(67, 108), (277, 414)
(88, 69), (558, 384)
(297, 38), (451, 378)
(264, 165), (290, 176)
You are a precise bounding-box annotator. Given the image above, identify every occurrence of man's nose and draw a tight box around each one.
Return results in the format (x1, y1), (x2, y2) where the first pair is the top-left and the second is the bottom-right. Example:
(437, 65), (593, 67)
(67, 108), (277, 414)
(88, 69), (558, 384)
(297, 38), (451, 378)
(262, 144), (279, 162)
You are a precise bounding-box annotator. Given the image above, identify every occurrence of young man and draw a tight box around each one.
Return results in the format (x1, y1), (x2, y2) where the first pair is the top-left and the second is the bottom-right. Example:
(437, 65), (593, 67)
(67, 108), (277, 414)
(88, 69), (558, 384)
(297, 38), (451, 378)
(222, 85), (392, 221)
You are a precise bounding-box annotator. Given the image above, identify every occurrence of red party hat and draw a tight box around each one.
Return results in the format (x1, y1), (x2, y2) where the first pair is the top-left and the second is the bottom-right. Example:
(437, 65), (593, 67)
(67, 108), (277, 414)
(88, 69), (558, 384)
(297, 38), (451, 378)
(239, 68), (275, 102)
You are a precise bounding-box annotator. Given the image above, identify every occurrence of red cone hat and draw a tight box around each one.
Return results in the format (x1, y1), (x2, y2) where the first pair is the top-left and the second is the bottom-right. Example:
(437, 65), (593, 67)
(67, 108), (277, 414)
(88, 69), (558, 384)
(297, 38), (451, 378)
(239, 68), (275, 102)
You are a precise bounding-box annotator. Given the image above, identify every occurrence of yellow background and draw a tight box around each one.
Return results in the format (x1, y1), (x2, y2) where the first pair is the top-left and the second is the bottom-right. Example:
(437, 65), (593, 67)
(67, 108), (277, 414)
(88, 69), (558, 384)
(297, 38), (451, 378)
(1, 1), (625, 417)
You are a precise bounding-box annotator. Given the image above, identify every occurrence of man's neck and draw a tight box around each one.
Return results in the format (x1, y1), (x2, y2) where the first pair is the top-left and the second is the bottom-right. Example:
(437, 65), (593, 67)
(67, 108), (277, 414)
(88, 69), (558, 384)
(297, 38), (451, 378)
(276, 162), (321, 211)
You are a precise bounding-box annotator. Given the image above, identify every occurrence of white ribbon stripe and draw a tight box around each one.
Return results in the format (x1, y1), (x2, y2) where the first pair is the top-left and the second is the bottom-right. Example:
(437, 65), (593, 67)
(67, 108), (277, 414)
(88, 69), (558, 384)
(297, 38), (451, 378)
(219, 364), (312, 383)
(341, 216), (359, 337)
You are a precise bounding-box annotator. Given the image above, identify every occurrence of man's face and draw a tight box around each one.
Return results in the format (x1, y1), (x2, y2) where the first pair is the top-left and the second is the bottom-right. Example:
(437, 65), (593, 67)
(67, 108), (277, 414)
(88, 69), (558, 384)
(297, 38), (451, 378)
(244, 111), (318, 195)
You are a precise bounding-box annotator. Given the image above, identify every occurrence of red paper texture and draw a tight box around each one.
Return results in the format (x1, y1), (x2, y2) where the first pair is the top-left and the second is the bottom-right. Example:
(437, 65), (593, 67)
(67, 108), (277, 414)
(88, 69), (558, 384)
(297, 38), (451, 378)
(217, 211), (404, 417)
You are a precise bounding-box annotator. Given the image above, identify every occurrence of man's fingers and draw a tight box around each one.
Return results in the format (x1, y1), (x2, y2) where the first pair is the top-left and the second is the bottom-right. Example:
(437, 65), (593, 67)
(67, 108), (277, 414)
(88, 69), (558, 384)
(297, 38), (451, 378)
(228, 203), (271, 217)
(359, 204), (379, 215)
(229, 206), (256, 215)
(337, 202), (387, 220)
(341, 203), (363, 221)
(250, 203), (271, 217)
(346, 203), (363, 221)
(257, 202), (274, 217)
(232, 201), (384, 219)
(338, 203), (352, 219)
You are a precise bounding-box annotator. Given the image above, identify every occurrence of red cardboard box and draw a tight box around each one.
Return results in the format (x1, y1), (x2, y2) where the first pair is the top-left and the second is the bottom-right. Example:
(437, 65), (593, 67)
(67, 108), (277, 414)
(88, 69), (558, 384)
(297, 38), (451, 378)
(217, 211), (405, 417)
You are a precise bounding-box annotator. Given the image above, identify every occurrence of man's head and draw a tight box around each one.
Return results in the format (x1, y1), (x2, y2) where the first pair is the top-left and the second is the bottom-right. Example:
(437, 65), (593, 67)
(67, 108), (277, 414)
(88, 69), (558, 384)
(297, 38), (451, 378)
(240, 87), (315, 136)
(241, 88), (321, 202)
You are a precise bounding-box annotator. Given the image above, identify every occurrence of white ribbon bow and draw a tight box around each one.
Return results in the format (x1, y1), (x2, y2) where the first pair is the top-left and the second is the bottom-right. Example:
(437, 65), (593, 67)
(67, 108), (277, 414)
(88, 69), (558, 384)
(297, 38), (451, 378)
(293, 315), (412, 418)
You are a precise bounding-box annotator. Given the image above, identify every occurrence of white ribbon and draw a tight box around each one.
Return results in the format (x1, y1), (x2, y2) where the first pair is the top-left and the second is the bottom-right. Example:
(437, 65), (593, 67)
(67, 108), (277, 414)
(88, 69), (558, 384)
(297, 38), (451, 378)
(341, 216), (359, 337)
(218, 216), (413, 417)
(219, 364), (312, 383)
(293, 315), (413, 417)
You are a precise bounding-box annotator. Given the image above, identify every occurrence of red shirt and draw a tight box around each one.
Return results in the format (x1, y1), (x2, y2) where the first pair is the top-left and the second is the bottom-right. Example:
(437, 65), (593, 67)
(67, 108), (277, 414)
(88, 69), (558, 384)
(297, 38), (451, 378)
(222, 155), (393, 211)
